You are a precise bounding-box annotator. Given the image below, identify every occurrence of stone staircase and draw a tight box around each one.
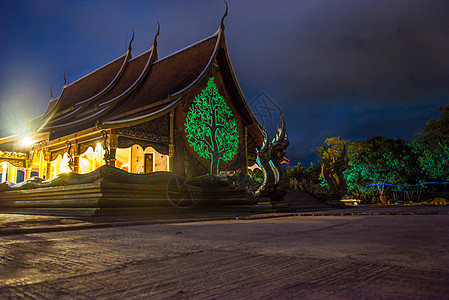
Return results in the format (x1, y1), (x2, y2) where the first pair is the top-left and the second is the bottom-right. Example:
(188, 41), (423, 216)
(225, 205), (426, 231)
(283, 190), (334, 212)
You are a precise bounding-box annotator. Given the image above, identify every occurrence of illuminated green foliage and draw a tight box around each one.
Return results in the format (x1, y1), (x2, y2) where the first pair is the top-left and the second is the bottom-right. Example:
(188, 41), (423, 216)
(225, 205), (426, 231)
(184, 77), (239, 175)
(344, 137), (424, 201)
(413, 105), (449, 181)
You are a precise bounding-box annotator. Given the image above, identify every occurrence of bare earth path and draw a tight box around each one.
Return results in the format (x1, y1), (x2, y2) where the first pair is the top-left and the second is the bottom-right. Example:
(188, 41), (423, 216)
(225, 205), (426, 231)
(1, 213), (448, 299)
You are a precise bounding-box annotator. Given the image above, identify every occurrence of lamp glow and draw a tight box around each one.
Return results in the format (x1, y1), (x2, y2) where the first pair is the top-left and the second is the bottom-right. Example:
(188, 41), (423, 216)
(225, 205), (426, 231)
(20, 137), (33, 147)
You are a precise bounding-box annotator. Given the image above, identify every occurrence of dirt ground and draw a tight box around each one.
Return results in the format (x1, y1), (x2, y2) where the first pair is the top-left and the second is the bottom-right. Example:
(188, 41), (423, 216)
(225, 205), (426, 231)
(1, 212), (448, 299)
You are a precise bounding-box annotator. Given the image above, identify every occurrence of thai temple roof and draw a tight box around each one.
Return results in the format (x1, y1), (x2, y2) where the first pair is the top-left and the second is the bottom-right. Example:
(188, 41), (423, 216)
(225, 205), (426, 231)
(36, 29), (214, 132)
(27, 22), (260, 140)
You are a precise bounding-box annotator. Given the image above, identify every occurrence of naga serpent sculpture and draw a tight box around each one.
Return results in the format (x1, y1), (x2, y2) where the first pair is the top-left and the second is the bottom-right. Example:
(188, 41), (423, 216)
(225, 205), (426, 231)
(254, 128), (275, 196)
(234, 111), (290, 203)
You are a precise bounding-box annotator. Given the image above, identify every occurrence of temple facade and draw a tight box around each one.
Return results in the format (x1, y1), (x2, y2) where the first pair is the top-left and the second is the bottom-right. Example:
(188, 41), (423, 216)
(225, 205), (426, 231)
(0, 20), (263, 184)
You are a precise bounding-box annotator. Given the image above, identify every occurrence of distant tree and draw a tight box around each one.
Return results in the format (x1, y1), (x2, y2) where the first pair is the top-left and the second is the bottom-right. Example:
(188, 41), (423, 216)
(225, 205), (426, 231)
(412, 105), (449, 181)
(287, 162), (321, 184)
(344, 136), (423, 202)
(184, 77), (239, 175)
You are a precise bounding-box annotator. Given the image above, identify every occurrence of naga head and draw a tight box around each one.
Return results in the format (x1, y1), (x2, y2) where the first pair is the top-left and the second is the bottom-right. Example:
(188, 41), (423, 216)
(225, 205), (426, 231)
(272, 110), (289, 155)
(256, 127), (272, 158)
(273, 110), (286, 143)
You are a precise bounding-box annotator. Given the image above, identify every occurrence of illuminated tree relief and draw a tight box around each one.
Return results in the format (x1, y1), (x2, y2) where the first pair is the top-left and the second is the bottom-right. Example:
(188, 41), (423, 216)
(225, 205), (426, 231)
(184, 77), (239, 175)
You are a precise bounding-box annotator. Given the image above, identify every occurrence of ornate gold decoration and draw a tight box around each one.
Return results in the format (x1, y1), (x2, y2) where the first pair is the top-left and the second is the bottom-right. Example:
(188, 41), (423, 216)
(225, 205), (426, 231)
(169, 144), (175, 157)
(0, 159), (26, 168)
(26, 151), (35, 169)
(0, 151), (28, 168)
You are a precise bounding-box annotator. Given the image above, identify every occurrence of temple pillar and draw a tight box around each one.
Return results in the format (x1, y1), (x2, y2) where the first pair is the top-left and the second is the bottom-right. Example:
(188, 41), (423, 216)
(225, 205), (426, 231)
(108, 149), (117, 166)
(129, 146), (136, 173)
(24, 156), (32, 181)
(24, 168), (32, 181)
(108, 134), (118, 166)
(169, 111), (175, 173)
(7, 164), (17, 183)
(1, 162), (7, 182)
(73, 156), (80, 173)
(168, 144), (175, 172)
(71, 144), (80, 173)
(45, 152), (52, 180)
(38, 150), (45, 179)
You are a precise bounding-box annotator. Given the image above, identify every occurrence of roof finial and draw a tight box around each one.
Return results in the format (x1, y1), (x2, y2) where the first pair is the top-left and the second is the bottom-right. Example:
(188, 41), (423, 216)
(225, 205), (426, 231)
(128, 28), (134, 53)
(63, 70), (67, 86)
(50, 85), (53, 99)
(153, 22), (160, 47)
(221, 1), (228, 30)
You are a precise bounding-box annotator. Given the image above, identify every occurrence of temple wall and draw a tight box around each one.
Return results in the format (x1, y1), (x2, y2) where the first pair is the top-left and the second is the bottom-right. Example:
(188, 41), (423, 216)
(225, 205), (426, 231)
(174, 67), (257, 176)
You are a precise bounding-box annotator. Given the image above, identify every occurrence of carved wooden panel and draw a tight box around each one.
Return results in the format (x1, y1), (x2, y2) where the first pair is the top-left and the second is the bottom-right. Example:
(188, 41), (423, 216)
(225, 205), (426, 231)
(116, 114), (170, 141)
(118, 137), (169, 155)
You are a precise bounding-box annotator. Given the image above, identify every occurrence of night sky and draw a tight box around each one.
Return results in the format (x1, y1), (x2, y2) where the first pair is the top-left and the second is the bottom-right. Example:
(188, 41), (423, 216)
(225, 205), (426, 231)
(1, 0), (448, 165)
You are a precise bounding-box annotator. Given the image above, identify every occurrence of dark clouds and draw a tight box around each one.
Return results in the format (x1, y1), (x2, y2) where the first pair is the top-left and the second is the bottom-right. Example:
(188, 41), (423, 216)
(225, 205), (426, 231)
(0, 0), (448, 163)
(229, 0), (449, 102)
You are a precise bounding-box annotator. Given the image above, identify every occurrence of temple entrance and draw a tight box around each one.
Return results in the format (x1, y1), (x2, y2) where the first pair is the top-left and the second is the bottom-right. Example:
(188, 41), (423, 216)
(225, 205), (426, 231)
(144, 153), (154, 173)
(115, 145), (168, 174)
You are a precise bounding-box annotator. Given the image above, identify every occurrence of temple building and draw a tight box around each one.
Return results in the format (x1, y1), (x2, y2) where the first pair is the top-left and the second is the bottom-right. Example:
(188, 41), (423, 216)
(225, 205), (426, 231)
(0, 18), (264, 184)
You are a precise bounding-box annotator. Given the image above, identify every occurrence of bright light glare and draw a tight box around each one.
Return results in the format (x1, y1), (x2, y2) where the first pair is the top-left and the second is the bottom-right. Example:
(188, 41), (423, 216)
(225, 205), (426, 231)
(20, 137), (33, 147)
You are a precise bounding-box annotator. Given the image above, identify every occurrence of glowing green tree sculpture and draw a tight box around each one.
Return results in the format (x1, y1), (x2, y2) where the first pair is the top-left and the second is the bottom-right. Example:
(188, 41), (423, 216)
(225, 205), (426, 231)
(184, 77), (239, 175)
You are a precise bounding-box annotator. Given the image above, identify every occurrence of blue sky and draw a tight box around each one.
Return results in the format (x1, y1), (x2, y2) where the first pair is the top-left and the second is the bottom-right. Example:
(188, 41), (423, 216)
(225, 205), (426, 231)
(1, 0), (448, 164)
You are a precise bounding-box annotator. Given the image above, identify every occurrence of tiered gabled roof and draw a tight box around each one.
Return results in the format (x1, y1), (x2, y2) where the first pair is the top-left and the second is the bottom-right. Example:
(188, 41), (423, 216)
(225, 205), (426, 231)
(39, 53), (130, 124)
(103, 34), (219, 126)
(33, 24), (261, 140)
